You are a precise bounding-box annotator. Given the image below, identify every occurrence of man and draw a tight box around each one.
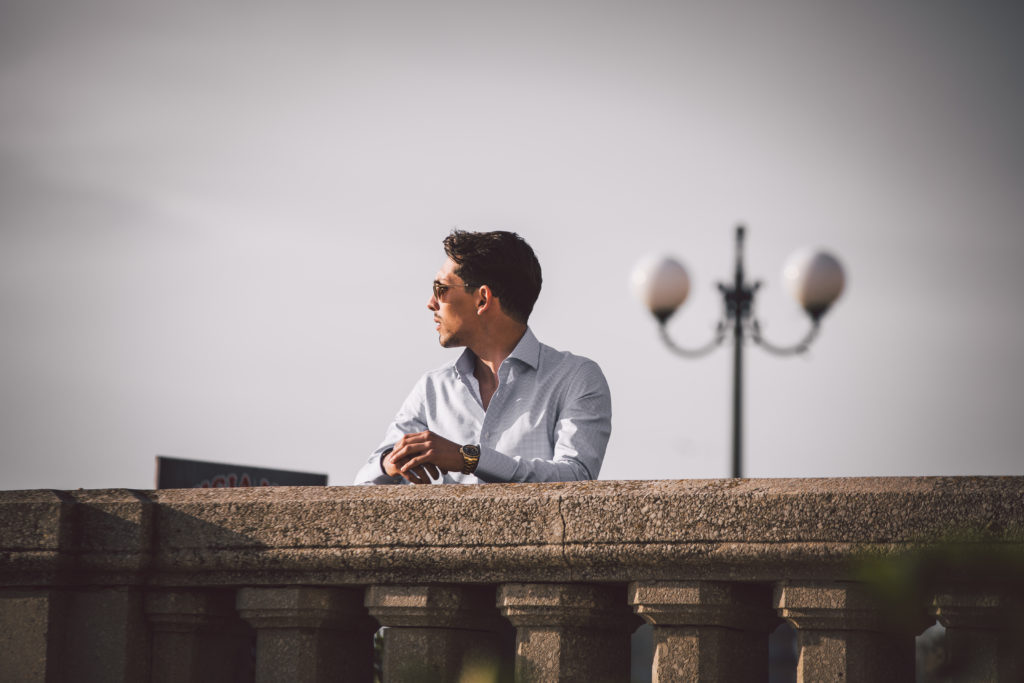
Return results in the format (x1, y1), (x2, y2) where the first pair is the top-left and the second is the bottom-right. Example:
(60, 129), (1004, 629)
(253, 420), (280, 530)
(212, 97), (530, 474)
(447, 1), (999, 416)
(354, 230), (611, 485)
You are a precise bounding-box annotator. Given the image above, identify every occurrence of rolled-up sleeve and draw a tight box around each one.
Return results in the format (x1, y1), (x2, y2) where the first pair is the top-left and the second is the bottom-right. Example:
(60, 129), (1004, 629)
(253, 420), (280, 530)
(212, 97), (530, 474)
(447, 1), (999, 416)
(474, 359), (611, 483)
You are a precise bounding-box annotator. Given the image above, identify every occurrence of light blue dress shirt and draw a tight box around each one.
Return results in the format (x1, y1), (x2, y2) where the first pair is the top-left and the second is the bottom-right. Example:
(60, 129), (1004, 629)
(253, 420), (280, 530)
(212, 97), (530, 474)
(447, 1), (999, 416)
(354, 328), (611, 484)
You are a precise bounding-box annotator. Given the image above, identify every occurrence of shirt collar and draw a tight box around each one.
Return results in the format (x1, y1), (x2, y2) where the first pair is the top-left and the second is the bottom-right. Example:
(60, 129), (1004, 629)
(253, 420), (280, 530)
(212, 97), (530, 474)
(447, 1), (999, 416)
(454, 349), (474, 378)
(506, 327), (540, 369)
(453, 327), (540, 377)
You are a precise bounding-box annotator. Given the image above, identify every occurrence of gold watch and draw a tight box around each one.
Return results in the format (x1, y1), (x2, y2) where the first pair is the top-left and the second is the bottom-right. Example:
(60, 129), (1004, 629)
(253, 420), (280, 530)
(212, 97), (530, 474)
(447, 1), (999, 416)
(460, 444), (481, 474)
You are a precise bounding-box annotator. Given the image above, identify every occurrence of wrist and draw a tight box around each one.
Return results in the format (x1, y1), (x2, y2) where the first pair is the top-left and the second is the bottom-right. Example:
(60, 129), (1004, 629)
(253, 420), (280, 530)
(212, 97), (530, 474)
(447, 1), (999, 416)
(379, 448), (397, 477)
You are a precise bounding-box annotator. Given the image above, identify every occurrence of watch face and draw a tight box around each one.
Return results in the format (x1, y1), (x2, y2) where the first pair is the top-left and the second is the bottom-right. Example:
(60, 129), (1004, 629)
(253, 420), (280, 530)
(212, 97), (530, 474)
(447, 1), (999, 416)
(462, 444), (481, 457)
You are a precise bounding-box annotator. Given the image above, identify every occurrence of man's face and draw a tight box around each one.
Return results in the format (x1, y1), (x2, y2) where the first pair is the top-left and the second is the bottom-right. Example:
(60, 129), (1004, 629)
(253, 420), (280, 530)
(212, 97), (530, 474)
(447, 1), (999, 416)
(428, 258), (478, 348)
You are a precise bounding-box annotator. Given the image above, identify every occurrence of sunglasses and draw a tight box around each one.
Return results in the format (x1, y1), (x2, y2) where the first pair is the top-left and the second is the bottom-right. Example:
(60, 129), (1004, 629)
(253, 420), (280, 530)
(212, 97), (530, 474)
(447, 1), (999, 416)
(432, 280), (478, 300)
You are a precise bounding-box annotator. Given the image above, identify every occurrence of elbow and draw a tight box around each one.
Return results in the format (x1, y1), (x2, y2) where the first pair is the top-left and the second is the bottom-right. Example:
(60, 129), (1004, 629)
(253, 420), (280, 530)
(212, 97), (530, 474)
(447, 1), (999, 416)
(555, 457), (597, 482)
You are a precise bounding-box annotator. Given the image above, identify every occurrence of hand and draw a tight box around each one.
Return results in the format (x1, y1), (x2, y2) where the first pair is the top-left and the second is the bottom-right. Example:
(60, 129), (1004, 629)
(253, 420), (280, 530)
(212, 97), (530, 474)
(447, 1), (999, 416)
(390, 431), (464, 484)
(382, 449), (437, 484)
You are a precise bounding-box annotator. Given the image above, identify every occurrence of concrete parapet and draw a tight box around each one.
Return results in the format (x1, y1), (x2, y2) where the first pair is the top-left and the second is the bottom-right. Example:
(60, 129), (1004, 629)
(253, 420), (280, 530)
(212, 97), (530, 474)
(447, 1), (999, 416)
(0, 477), (1021, 681)
(4, 477), (1018, 586)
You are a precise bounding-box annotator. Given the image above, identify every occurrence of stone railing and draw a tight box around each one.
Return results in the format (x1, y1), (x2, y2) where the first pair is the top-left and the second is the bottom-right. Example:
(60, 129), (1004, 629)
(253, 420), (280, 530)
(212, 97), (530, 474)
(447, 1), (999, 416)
(2, 477), (1023, 682)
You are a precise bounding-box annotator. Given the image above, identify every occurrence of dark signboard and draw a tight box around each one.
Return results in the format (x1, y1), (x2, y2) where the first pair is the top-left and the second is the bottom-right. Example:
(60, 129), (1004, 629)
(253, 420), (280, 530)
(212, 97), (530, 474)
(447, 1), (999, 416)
(156, 455), (328, 489)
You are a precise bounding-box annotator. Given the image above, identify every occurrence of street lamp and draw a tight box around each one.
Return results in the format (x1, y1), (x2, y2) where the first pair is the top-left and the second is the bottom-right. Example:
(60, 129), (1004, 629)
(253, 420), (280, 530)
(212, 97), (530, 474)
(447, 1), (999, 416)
(630, 225), (845, 478)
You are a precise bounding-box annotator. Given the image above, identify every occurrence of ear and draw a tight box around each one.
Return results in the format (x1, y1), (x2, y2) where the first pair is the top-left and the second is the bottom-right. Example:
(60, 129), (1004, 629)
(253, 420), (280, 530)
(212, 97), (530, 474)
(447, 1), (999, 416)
(476, 285), (494, 315)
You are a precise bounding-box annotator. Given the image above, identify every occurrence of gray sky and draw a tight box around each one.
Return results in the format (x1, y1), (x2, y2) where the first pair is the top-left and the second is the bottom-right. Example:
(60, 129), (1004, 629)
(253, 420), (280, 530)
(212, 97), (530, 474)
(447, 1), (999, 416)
(2, 0), (1022, 490)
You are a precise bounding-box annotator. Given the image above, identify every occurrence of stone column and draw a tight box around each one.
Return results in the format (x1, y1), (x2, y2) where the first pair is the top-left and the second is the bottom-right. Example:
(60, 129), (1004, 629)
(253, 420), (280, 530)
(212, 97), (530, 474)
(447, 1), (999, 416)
(775, 581), (922, 683)
(498, 583), (638, 683)
(63, 490), (153, 681)
(144, 589), (251, 683)
(0, 491), (72, 682)
(628, 581), (775, 682)
(932, 590), (1023, 682)
(237, 587), (375, 683)
(366, 585), (509, 683)
(64, 588), (149, 682)
(0, 589), (66, 682)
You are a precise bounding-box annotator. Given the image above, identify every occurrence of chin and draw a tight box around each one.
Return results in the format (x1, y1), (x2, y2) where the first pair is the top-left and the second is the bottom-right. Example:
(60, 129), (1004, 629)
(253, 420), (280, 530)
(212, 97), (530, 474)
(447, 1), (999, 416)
(439, 332), (463, 349)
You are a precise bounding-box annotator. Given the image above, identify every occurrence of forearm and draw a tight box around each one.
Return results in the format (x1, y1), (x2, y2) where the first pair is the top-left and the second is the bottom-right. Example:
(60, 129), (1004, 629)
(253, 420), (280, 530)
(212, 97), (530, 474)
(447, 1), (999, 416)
(474, 446), (596, 482)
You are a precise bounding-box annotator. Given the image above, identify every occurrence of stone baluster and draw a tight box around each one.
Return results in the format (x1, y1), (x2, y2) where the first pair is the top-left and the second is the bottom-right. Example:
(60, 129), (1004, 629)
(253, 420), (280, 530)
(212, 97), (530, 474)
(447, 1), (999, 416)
(498, 583), (638, 683)
(775, 580), (923, 683)
(0, 491), (72, 682)
(144, 589), (251, 683)
(628, 581), (775, 682)
(237, 587), (375, 683)
(366, 585), (510, 683)
(64, 588), (149, 682)
(63, 490), (152, 681)
(0, 589), (66, 682)
(932, 589), (1023, 681)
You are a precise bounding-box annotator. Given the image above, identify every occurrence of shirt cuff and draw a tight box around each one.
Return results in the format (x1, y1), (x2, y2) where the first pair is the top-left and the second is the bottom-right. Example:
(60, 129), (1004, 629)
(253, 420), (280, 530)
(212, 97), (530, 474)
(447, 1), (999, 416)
(473, 445), (518, 482)
(379, 448), (394, 476)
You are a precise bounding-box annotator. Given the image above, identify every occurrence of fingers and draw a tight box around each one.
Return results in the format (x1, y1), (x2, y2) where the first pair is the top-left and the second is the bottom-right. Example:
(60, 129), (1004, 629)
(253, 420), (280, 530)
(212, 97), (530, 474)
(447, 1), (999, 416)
(402, 431), (431, 443)
(399, 464), (423, 484)
(400, 450), (435, 472)
(391, 431), (432, 462)
(401, 464), (432, 485)
(395, 431), (430, 449)
(384, 449), (410, 478)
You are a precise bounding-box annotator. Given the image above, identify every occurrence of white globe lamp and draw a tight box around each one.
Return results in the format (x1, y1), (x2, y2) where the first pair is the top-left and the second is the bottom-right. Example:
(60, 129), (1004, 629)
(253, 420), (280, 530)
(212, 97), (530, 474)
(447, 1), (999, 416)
(630, 255), (690, 322)
(782, 249), (846, 320)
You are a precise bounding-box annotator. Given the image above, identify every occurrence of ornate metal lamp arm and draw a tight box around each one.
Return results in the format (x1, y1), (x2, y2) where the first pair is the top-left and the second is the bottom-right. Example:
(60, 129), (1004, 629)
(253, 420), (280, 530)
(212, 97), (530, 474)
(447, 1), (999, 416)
(657, 318), (728, 358)
(749, 317), (821, 356)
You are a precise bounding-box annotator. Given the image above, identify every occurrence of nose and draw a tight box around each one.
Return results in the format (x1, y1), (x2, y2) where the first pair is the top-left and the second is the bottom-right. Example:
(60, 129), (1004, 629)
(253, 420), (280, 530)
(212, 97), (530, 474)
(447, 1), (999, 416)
(427, 293), (439, 311)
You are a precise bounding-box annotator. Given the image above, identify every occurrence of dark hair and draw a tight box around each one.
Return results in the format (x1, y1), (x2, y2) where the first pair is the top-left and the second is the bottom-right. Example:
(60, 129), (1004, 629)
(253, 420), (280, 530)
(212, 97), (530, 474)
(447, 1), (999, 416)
(443, 230), (542, 324)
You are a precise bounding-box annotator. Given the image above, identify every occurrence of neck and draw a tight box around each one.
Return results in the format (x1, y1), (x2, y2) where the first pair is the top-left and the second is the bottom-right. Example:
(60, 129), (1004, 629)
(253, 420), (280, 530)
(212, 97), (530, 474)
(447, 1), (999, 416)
(470, 324), (528, 381)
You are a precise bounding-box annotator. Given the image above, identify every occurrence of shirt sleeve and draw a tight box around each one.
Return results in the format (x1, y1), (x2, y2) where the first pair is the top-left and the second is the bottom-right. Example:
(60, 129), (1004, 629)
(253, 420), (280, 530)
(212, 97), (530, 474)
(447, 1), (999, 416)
(474, 359), (612, 483)
(353, 376), (430, 485)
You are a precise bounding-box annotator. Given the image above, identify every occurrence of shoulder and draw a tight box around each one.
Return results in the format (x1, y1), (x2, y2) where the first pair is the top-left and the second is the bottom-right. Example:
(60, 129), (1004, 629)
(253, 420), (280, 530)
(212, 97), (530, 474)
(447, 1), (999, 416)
(534, 341), (611, 415)
(535, 340), (607, 384)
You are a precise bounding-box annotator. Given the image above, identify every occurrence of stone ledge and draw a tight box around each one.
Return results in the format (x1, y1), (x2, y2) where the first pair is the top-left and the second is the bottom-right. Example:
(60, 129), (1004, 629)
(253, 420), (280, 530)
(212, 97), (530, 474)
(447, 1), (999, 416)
(1, 477), (1021, 587)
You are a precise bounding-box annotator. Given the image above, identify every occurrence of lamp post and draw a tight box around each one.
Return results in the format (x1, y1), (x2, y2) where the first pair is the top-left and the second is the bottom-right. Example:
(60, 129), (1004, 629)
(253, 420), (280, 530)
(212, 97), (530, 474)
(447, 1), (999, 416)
(630, 225), (845, 478)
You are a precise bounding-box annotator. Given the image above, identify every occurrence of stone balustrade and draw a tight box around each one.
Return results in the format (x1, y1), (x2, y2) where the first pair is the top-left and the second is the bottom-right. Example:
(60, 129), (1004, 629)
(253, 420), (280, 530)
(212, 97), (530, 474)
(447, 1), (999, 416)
(1, 477), (1022, 682)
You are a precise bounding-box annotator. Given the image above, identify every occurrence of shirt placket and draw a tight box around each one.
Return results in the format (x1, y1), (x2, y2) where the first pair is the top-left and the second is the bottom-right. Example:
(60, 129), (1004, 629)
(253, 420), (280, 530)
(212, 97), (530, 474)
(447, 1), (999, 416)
(455, 368), (486, 447)
(479, 362), (515, 450)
